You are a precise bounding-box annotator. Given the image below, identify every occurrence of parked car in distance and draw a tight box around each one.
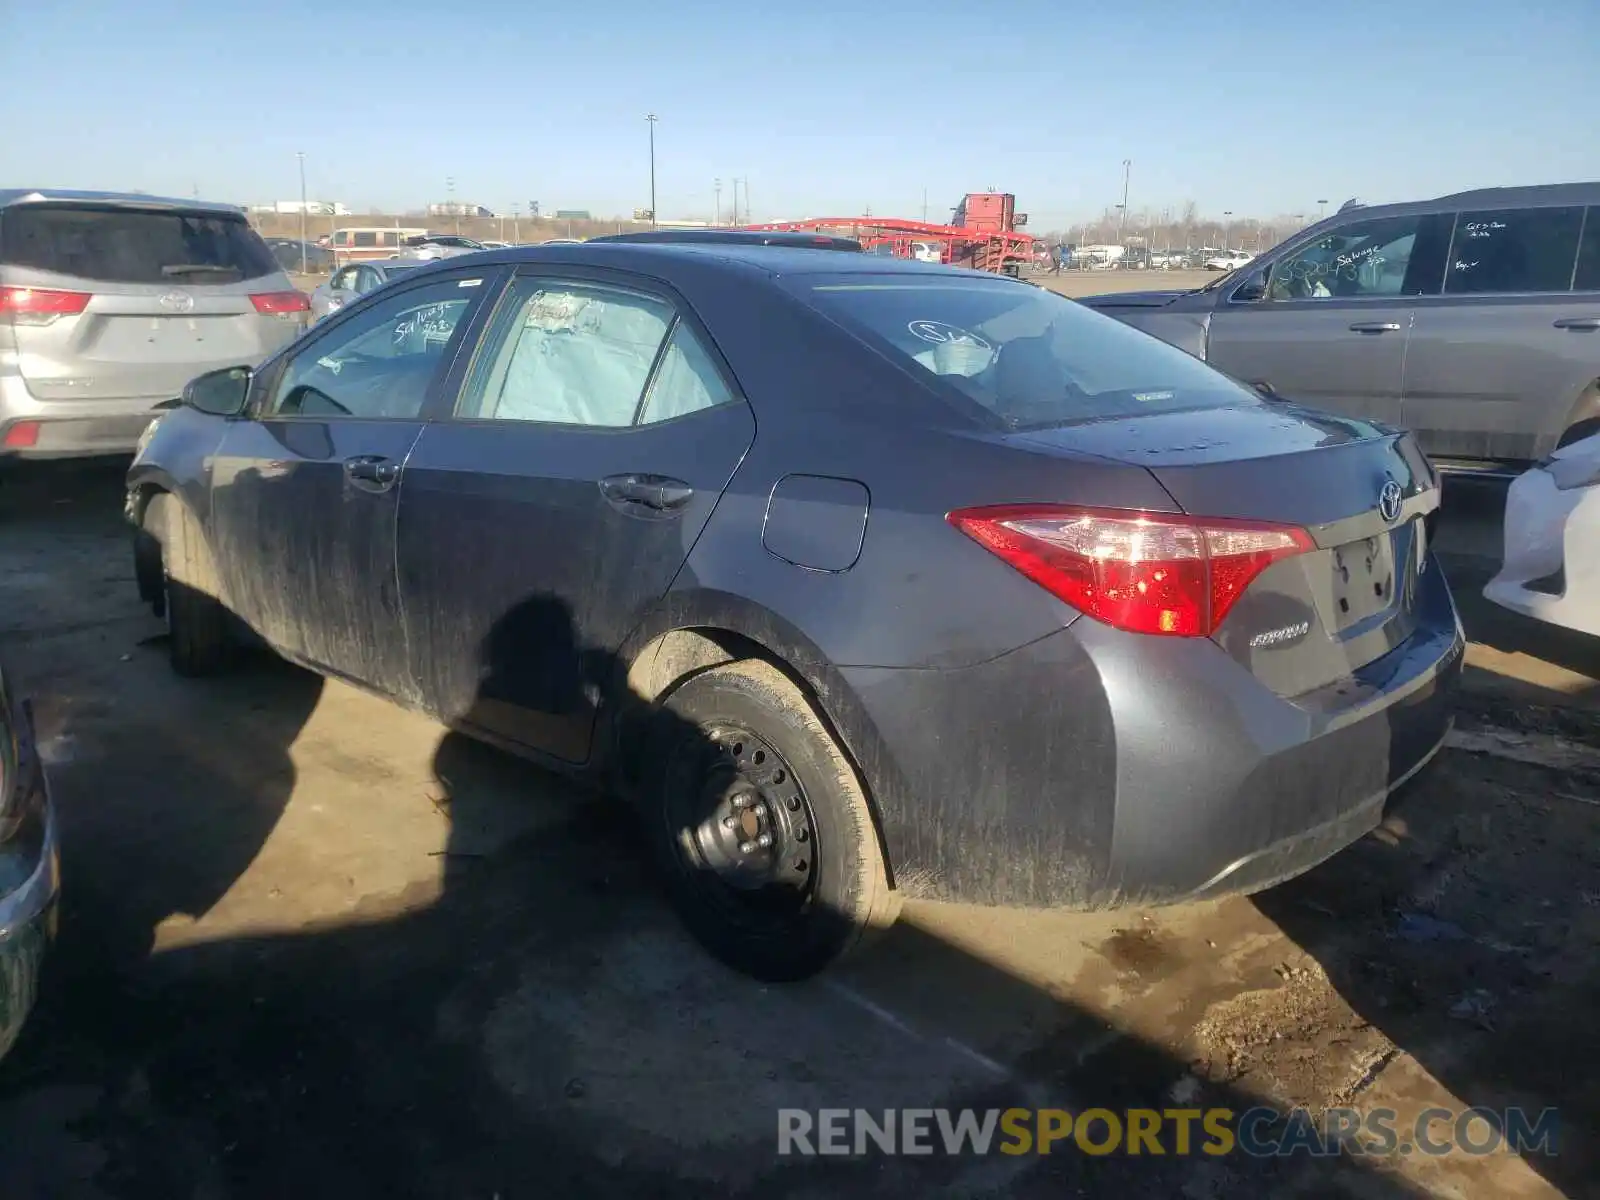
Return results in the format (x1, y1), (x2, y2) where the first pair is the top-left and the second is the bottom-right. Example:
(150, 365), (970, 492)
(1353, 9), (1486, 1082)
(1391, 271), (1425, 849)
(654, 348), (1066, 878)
(0, 657), (60, 1063)
(309, 260), (424, 321)
(0, 189), (309, 459)
(397, 234), (487, 261)
(264, 237), (335, 275)
(1204, 250), (1253, 271)
(1484, 430), (1600, 636)
(1079, 183), (1600, 472)
(128, 243), (1462, 981)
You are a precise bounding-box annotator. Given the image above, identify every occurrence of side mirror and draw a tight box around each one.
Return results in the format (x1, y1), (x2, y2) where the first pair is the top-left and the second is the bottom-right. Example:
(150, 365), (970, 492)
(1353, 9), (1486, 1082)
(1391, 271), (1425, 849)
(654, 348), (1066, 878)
(182, 365), (252, 417)
(1230, 271), (1268, 303)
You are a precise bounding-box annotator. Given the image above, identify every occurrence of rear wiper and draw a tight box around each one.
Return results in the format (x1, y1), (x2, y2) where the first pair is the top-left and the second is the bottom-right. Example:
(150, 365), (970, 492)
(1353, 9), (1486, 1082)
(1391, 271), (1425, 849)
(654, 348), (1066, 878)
(161, 264), (237, 277)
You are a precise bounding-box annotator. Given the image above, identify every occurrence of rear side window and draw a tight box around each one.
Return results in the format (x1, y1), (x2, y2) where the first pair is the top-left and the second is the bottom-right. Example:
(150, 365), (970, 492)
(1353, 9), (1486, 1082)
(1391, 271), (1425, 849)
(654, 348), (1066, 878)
(0, 204), (280, 285)
(1445, 206), (1584, 295)
(1575, 209), (1600, 292)
(794, 274), (1261, 430)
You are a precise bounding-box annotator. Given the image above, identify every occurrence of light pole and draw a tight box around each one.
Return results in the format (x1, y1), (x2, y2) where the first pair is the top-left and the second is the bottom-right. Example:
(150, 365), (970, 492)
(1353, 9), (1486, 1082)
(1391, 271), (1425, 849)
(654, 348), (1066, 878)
(714, 178), (721, 226)
(446, 176), (458, 234)
(645, 113), (658, 228)
(512, 203), (521, 244)
(1117, 159), (1131, 242)
(1317, 198), (1328, 221)
(1223, 210), (1234, 250)
(296, 151), (308, 275)
(730, 178), (740, 226)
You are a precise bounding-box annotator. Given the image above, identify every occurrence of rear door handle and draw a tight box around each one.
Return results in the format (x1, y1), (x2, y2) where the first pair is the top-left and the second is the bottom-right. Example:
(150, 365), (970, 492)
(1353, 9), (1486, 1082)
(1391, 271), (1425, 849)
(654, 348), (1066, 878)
(599, 473), (694, 513)
(1348, 321), (1403, 333)
(1554, 317), (1600, 331)
(344, 455), (400, 491)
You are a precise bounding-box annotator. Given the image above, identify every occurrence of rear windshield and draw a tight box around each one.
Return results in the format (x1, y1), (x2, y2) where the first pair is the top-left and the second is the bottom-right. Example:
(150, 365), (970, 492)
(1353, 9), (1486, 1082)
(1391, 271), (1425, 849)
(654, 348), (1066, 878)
(793, 274), (1260, 430)
(1, 204), (280, 285)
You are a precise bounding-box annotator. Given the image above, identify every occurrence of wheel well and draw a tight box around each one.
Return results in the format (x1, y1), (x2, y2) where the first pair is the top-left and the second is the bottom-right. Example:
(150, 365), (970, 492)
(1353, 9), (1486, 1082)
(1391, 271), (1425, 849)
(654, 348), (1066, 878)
(132, 486), (170, 609)
(1559, 379), (1600, 446)
(620, 626), (898, 889)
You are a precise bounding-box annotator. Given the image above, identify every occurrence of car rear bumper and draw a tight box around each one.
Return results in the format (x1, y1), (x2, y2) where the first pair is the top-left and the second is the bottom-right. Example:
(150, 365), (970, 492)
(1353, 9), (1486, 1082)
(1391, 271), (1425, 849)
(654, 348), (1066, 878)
(0, 699), (59, 1062)
(841, 563), (1464, 909)
(1483, 466), (1600, 637)
(0, 375), (169, 459)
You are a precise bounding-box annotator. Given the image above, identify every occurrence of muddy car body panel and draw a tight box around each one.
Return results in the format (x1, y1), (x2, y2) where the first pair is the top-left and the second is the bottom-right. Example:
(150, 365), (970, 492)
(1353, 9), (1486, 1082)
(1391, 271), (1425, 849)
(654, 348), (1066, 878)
(0, 662), (60, 1061)
(130, 244), (1462, 920)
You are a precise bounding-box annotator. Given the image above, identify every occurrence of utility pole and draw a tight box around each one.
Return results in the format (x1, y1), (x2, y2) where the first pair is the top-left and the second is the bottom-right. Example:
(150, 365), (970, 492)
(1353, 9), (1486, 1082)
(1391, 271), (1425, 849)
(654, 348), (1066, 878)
(922, 188), (928, 222)
(512, 203), (521, 244)
(714, 178), (721, 225)
(646, 113), (659, 228)
(296, 151), (308, 275)
(1117, 159), (1131, 242)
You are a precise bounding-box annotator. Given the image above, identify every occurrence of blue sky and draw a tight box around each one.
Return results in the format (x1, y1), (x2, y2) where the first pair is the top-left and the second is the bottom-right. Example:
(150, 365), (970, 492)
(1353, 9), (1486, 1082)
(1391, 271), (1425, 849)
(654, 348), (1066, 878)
(6, 0), (1598, 229)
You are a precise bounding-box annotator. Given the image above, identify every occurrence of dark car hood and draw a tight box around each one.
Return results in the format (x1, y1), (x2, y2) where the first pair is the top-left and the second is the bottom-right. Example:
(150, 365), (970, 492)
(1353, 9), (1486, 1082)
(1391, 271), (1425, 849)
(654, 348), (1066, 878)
(1076, 289), (1192, 309)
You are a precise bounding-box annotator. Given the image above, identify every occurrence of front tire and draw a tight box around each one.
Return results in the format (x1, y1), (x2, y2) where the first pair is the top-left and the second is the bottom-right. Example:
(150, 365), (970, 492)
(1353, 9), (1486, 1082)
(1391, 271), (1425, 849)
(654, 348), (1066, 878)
(144, 494), (234, 677)
(642, 660), (898, 981)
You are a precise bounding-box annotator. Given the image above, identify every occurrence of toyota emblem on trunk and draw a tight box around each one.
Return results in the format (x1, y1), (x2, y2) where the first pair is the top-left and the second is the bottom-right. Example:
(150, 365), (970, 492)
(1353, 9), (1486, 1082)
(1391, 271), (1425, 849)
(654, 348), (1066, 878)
(159, 291), (194, 314)
(1378, 479), (1403, 523)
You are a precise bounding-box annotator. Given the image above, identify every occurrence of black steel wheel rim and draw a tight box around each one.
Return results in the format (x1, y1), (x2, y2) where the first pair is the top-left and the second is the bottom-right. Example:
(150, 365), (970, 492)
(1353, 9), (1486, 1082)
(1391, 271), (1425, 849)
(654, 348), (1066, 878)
(665, 721), (819, 919)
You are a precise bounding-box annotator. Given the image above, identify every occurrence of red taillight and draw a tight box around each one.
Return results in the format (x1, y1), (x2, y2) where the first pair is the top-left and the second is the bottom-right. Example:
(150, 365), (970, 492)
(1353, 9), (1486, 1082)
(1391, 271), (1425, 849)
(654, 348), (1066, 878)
(948, 505), (1314, 637)
(250, 290), (310, 315)
(0, 286), (91, 325)
(3, 422), (40, 448)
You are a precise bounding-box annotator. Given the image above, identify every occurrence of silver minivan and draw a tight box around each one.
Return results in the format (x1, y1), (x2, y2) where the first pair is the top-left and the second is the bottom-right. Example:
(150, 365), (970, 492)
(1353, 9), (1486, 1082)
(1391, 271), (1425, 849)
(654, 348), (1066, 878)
(0, 190), (308, 458)
(1081, 183), (1600, 472)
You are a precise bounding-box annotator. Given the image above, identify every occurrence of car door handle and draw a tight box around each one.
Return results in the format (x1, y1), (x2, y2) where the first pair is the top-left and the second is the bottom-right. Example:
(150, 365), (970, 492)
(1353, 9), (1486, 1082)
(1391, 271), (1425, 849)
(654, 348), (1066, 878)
(1554, 317), (1600, 331)
(344, 455), (400, 490)
(1348, 321), (1403, 333)
(599, 473), (694, 513)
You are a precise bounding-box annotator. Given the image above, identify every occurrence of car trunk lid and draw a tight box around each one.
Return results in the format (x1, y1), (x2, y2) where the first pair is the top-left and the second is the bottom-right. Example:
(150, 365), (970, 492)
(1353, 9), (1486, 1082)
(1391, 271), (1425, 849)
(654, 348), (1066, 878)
(1014, 404), (1440, 698)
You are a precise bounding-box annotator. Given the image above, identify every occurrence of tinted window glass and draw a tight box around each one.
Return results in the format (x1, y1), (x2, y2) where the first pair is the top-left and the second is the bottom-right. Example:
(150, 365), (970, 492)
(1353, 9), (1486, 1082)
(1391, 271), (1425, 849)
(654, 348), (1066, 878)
(0, 204), (279, 284)
(460, 279), (673, 426)
(638, 322), (735, 424)
(1574, 209), (1600, 292)
(795, 275), (1261, 429)
(271, 274), (486, 419)
(1445, 206), (1583, 294)
(1268, 214), (1425, 300)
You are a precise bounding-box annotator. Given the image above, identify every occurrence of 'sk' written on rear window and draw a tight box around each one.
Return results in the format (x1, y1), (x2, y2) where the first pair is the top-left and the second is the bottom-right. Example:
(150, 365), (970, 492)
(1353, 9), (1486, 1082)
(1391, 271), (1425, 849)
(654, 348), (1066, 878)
(0, 204), (280, 285)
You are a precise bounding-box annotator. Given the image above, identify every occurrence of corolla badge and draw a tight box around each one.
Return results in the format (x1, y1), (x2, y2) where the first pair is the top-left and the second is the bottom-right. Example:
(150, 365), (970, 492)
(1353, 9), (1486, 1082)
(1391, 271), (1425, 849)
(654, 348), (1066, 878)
(1378, 479), (1403, 524)
(159, 290), (195, 314)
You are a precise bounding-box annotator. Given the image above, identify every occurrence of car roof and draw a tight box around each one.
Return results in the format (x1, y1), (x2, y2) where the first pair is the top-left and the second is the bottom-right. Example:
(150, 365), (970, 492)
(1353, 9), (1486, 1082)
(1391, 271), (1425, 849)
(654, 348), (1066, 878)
(0, 188), (246, 216)
(476, 241), (1006, 280)
(588, 229), (862, 251)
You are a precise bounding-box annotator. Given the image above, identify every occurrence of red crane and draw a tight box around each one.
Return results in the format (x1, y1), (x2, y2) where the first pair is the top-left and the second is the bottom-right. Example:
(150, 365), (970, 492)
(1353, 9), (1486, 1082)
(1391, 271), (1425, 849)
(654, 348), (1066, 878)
(737, 192), (1035, 275)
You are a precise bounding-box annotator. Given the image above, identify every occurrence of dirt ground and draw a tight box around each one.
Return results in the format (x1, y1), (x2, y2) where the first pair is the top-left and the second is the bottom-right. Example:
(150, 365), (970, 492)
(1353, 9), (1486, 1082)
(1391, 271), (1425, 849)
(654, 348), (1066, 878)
(0, 461), (1595, 1200)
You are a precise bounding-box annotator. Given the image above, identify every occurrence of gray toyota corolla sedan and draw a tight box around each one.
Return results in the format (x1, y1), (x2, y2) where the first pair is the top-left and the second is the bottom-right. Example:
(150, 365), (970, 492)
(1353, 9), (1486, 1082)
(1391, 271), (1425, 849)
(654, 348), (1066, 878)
(125, 243), (1463, 980)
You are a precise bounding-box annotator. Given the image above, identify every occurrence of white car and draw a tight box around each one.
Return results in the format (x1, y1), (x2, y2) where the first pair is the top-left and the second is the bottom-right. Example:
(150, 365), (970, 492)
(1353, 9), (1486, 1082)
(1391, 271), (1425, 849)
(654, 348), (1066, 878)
(1205, 251), (1253, 271)
(1484, 432), (1600, 636)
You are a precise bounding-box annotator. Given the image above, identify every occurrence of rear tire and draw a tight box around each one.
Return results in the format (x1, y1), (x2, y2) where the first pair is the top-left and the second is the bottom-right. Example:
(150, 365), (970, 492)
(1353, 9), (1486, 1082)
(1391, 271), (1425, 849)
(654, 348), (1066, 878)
(641, 659), (898, 981)
(144, 494), (234, 677)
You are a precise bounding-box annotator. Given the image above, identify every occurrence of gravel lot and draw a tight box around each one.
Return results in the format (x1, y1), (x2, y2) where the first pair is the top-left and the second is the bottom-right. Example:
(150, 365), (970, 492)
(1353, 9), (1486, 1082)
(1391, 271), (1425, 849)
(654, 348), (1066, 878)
(0, 450), (1594, 1199)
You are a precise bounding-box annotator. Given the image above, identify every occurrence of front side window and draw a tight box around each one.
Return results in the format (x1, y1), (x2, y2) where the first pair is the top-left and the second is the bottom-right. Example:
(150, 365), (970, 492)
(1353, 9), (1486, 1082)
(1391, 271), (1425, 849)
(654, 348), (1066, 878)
(1267, 214), (1428, 300)
(1445, 206), (1584, 295)
(793, 274), (1261, 430)
(460, 279), (679, 426)
(1576, 208), (1600, 292)
(269, 274), (486, 420)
